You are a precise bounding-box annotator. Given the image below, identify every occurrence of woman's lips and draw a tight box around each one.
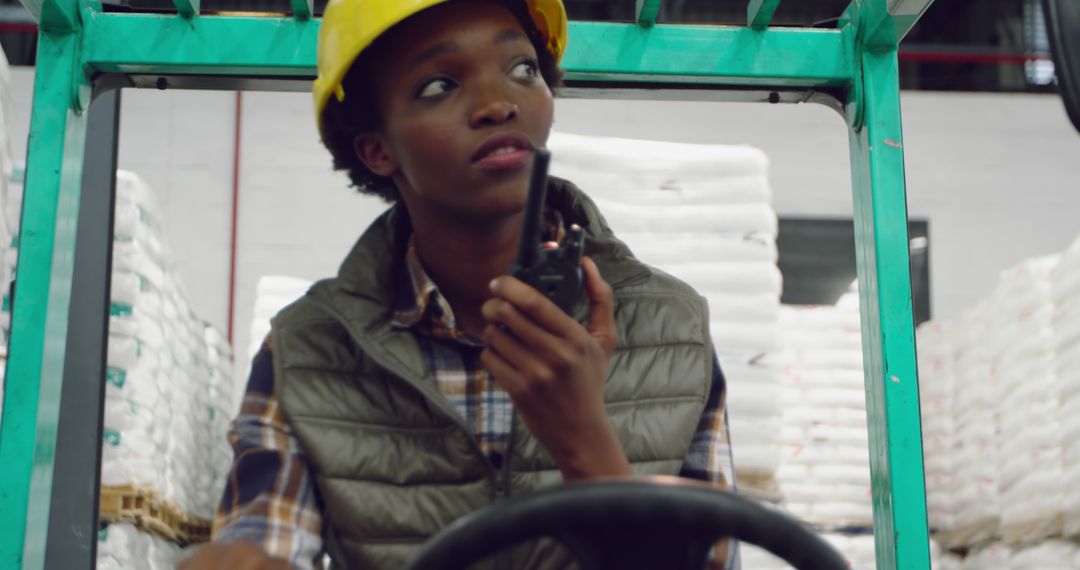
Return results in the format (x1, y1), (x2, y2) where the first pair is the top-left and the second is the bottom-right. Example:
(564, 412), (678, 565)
(473, 147), (533, 170)
(471, 132), (535, 171)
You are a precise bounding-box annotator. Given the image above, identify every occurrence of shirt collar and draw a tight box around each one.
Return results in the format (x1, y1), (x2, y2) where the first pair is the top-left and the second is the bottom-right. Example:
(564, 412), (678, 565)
(391, 236), (450, 330)
(390, 209), (566, 332)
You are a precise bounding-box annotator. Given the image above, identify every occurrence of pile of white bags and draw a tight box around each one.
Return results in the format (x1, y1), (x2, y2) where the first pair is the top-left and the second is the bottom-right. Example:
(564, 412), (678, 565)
(101, 171), (235, 522)
(548, 131), (782, 495)
(774, 293), (872, 528)
(953, 541), (1080, 570)
(0, 168), (12, 415)
(739, 533), (964, 570)
(818, 533), (877, 569)
(1055, 237), (1080, 537)
(244, 274), (312, 385)
(0, 48), (12, 186)
(937, 550), (965, 570)
(205, 326), (237, 483)
(917, 321), (956, 533)
(918, 537), (1077, 569)
(0, 47), (16, 412)
(1009, 540), (1080, 569)
(945, 297), (1003, 547)
(920, 254), (1074, 550)
(97, 523), (196, 570)
(914, 237), (1080, 564)
(1, 167), (18, 338)
(0, 168), (234, 523)
(962, 543), (1012, 570)
(992, 256), (1063, 543)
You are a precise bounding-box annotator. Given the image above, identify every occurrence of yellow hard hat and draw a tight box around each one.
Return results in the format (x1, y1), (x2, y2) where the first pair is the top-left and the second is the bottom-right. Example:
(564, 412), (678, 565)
(314, 0), (568, 137)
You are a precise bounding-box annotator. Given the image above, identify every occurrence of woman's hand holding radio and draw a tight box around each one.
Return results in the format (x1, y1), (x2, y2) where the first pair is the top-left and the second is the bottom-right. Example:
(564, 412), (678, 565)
(480, 256), (630, 481)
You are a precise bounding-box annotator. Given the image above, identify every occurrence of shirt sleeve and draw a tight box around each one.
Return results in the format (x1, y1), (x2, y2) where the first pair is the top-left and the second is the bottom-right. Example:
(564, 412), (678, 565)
(678, 352), (740, 570)
(212, 346), (325, 570)
(679, 352), (736, 489)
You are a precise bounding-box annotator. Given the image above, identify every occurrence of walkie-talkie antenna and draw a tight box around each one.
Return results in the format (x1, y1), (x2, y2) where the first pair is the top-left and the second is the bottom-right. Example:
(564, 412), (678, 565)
(515, 149), (550, 270)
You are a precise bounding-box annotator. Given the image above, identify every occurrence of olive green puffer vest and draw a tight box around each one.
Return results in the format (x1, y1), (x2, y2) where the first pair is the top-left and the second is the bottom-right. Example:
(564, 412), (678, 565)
(271, 178), (713, 569)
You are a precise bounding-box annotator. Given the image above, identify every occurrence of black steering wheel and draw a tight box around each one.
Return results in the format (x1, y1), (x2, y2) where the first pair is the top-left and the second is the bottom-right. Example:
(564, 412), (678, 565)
(407, 477), (848, 570)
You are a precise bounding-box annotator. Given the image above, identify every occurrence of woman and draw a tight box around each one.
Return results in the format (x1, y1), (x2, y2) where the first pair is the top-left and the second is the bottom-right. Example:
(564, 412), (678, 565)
(184, 0), (735, 568)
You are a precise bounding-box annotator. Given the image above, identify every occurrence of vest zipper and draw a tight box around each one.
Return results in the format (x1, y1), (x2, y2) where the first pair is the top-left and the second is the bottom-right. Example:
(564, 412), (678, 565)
(493, 414), (516, 570)
(367, 352), (501, 497)
(303, 296), (502, 499)
(496, 413), (516, 501)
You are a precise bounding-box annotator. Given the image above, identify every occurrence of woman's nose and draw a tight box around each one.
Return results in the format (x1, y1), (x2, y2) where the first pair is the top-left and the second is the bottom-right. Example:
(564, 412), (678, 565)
(470, 86), (519, 127)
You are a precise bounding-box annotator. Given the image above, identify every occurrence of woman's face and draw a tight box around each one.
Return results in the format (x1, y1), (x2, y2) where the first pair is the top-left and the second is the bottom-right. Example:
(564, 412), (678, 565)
(357, 1), (556, 223)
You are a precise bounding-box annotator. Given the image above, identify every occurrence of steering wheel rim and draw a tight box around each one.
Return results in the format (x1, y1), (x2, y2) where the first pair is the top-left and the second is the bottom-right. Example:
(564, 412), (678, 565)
(407, 477), (848, 570)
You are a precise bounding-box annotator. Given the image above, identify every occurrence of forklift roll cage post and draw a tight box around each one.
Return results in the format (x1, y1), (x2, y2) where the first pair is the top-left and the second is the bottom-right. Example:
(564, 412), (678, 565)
(0, 0), (934, 568)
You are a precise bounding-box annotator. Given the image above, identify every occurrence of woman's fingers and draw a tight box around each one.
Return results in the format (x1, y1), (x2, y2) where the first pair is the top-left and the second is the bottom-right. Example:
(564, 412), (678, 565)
(482, 321), (577, 390)
(479, 345), (526, 396)
(481, 296), (562, 354)
(581, 257), (617, 355)
(488, 276), (580, 338)
(482, 296), (589, 378)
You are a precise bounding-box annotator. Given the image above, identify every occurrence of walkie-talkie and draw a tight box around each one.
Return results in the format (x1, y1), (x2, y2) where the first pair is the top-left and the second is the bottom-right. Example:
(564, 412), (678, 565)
(507, 149), (584, 315)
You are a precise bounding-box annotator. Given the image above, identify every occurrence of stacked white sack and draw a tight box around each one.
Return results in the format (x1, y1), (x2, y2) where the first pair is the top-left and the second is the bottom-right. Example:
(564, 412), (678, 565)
(1008, 540), (1079, 569)
(776, 294), (873, 529)
(736, 543), (787, 570)
(928, 538), (961, 570)
(0, 46), (12, 258)
(199, 325), (236, 513)
(917, 321), (956, 533)
(206, 326), (237, 497)
(103, 171), (235, 524)
(962, 543), (1012, 570)
(738, 532), (880, 570)
(0, 45), (13, 178)
(97, 522), (188, 570)
(992, 256), (1064, 544)
(947, 296), (1003, 547)
(0, 46), (17, 410)
(937, 552), (965, 570)
(1, 166), (20, 347)
(244, 274), (313, 390)
(820, 533), (877, 570)
(1055, 236), (1080, 537)
(0, 167), (11, 412)
(548, 131), (781, 496)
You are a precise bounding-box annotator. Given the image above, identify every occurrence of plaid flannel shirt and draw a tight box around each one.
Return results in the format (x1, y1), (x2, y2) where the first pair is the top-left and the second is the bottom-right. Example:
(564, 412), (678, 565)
(213, 240), (736, 569)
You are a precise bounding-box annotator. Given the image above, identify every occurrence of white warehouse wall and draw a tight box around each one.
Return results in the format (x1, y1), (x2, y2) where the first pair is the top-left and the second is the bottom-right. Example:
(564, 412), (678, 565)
(8, 67), (1080, 379)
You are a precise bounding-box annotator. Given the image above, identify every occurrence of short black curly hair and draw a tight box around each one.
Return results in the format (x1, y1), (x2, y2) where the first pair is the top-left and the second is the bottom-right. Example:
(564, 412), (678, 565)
(320, 0), (564, 202)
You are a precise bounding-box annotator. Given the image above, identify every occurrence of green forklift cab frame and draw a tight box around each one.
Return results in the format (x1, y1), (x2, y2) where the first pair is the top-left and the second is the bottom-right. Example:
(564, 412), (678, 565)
(0, 0), (934, 568)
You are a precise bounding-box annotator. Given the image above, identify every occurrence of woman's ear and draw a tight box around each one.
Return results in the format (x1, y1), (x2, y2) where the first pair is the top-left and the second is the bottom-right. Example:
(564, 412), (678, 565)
(353, 133), (399, 177)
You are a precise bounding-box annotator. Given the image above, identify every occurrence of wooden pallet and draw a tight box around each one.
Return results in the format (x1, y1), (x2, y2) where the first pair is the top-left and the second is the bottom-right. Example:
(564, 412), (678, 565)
(99, 485), (211, 546)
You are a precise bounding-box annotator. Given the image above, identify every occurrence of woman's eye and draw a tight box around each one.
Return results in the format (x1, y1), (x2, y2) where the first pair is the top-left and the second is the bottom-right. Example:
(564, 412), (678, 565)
(510, 60), (540, 80)
(416, 78), (455, 99)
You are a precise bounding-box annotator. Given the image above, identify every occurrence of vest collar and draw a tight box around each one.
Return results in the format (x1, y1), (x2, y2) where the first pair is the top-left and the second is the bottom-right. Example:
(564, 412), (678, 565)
(328, 177), (651, 328)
